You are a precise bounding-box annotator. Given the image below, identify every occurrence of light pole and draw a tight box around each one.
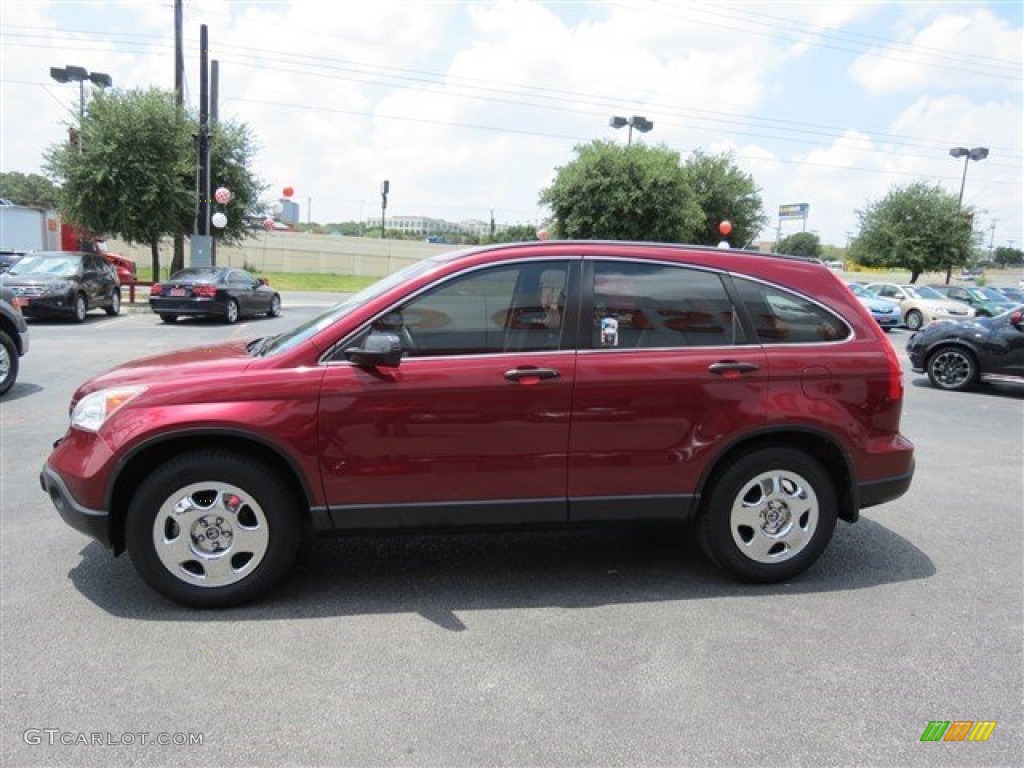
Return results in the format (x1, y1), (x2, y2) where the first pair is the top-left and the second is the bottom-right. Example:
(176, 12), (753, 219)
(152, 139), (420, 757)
(50, 65), (112, 120)
(610, 115), (654, 146)
(947, 146), (988, 283)
(949, 146), (989, 208)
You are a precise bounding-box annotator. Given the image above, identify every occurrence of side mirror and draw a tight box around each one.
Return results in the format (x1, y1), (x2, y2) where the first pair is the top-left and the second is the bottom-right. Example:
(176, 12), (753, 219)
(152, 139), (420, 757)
(345, 332), (403, 368)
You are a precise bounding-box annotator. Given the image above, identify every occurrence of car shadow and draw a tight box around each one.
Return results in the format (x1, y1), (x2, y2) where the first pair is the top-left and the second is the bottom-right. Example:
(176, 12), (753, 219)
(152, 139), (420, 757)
(0, 381), (44, 402)
(68, 516), (935, 628)
(909, 377), (1024, 399)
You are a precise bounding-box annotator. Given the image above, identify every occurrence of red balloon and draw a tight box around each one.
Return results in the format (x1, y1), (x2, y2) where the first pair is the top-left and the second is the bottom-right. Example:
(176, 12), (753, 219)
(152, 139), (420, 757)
(282, 186), (294, 198)
(718, 220), (733, 236)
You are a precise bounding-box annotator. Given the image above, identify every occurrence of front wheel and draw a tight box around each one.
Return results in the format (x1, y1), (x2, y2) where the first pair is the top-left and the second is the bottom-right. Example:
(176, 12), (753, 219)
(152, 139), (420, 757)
(105, 290), (121, 316)
(224, 299), (239, 324)
(926, 346), (977, 391)
(125, 451), (302, 608)
(72, 293), (88, 323)
(267, 294), (281, 317)
(698, 448), (837, 583)
(904, 309), (924, 331)
(160, 314), (178, 324)
(0, 330), (18, 397)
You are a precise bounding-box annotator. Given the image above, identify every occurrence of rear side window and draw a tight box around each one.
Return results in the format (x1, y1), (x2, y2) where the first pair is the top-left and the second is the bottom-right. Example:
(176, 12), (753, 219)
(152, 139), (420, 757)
(733, 277), (850, 344)
(590, 261), (743, 348)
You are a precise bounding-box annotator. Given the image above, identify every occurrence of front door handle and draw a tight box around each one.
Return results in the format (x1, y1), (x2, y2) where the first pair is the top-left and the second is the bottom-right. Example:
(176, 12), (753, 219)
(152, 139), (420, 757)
(504, 367), (561, 384)
(708, 361), (760, 377)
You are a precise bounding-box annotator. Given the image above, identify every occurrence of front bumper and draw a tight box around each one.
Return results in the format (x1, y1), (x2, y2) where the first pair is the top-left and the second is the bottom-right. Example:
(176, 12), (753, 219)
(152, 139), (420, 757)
(40, 463), (112, 548)
(21, 293), (76, 318)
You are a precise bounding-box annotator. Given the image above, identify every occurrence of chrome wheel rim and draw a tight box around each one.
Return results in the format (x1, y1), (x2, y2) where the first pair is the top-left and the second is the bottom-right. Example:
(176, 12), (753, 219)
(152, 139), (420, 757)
(930, 350), (971, 389)
(226, 301), (238, 323)
(906, 311), (922, 330)
(75, 296), (86, 321)
(152, 481), (270, 588)
(111, 292), (120, 313)
(729, 470), (819, 564)
(0, 344), (10, 381)
(271, 296), (280, 315)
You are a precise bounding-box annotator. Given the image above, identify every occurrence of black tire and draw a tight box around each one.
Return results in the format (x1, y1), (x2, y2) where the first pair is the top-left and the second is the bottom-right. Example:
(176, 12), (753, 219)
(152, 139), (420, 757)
(125, 451), (302, 608)
(698, 447), (838, 583)
(72, 293), (88, 323)
(926, 345), (978, 391)
(267, 294), (281, 317)
(159, 314), (178, 324)
(904, 309), (924, 331)
(224, 299), (239, 324)
(0, 330), (18, 397)
(105, 290), (121, 316)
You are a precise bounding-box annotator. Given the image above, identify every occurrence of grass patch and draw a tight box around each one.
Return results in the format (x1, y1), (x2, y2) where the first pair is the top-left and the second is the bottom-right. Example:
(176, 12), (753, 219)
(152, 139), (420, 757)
(135, 268), (377, 293)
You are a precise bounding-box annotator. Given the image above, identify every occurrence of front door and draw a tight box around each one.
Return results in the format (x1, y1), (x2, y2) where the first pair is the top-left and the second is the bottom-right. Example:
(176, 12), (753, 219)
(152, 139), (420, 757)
(318, 259), (579, 528)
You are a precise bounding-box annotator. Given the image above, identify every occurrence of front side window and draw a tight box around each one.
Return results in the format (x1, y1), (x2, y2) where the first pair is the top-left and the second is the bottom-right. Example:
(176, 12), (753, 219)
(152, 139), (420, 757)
(733, 277), (850, 344)
(589, 261), (741, 349)
(386, 261), (570, 357)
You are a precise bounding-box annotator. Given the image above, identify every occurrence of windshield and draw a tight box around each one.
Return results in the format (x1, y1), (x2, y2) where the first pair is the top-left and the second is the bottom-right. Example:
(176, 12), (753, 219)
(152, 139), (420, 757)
(9, 255), (80, 277)
(259, 257), (443, 357)
(906, 285), (943, 299)
(978, 287), (1010, 302)
(847, 283), (868, 297)
(169, 267), (220, 283)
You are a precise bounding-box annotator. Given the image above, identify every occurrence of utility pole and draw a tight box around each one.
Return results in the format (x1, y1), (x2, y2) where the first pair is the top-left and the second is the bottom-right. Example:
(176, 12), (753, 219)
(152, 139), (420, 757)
(192, 24), (212, 267)
(172, 0), (184, 276)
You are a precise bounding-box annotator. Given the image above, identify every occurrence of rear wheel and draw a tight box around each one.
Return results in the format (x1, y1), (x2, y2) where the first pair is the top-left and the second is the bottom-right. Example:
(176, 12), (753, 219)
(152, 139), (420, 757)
(224, 299), (239, 324)
(698, 448), (837, 583)
(0, 330), (18, 397)
(105, 290), (121, 316)
(159, 314), (178, 324)
(125, 451), (301, 608)
(904, 309), (924, 331)
(926, 346), (977, 391)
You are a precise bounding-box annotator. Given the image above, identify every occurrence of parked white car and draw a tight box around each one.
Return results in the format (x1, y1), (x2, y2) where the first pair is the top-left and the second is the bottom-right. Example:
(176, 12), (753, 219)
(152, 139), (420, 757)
(865, 283), (974, 330)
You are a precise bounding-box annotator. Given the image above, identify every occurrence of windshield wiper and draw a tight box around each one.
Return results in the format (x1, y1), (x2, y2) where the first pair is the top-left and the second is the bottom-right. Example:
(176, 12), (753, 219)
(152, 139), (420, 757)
(246, 336), (275, 356)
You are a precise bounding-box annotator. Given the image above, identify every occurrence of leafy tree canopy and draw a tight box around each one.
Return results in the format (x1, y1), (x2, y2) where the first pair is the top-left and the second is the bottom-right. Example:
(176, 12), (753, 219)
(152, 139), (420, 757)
(992, 246), (1023, 268)
(682, 150), (767, 247)
(45, 87), (264, 278)
(849, 181), (973, 283)
(0, 171), (60, 208)
(539, 140), (702, 242)
(775, 231), (822, 258)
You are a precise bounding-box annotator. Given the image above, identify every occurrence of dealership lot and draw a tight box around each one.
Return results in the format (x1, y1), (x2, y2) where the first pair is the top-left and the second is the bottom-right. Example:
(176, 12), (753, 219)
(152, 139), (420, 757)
(2, 299), (1021, 767)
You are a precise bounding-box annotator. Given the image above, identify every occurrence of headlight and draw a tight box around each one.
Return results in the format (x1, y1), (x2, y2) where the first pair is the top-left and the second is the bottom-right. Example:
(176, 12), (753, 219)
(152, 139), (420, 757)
(45, 281), (72, 294)
(70, 386), (147, 432)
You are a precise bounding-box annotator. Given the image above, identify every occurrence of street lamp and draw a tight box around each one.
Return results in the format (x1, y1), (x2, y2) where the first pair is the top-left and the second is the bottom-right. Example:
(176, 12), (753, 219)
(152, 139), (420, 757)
(50, 65), (112, 119)
(610, 115), (654, 146)
(948, 146), (989, 208)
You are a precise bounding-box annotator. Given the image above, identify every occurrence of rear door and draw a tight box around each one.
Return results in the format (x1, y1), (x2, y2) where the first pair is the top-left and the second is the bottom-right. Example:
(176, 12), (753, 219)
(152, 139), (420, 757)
(568, 257), (768, 521)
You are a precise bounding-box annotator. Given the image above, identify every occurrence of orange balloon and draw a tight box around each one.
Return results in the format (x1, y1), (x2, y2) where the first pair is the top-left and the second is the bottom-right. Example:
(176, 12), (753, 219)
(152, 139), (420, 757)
(719, 220), (733, 236)
(283, 186), (294, 198)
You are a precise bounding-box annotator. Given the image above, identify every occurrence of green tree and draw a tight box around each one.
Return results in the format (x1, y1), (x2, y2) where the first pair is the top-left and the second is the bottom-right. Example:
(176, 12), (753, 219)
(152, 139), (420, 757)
(992, 246), (1023, 268)
(776, 231), (822, 258)
(539, 140), (702, 242)
(849, 182), (973, 283)
(682, 150), (767, 247)
(45, 87), (263, 279)
(0, 172), (60, 208)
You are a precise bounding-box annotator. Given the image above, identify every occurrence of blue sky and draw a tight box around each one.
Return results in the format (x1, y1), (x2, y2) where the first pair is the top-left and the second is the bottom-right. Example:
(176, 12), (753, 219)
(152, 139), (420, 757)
(1, 1), (1021, 249)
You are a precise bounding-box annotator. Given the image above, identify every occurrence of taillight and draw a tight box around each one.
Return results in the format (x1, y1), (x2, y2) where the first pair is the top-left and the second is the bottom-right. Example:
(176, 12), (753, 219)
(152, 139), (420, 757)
(882, 337), (903, 401)
(150, 283), (163, 296)
(193, 284), (217, 298)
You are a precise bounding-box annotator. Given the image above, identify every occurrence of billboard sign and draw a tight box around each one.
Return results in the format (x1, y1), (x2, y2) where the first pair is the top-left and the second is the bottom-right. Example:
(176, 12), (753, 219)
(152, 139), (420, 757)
(779, 203), (809, 220)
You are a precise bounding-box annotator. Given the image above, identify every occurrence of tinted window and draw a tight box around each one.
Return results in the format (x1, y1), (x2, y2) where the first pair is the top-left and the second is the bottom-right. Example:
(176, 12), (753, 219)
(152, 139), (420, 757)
(392, 261), (569, 357)
(734, 278), (849, 344)
(590, 261), (742, 348)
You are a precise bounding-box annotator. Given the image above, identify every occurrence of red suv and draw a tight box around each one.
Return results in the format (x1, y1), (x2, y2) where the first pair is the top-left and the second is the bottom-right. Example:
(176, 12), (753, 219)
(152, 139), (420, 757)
(41, 242), (914, 607)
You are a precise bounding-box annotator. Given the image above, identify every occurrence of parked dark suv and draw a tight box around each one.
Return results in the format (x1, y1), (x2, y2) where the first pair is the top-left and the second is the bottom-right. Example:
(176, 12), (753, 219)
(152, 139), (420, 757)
(0, 286), (30, 396)
(0, 251), (120, 322)
(41, 242), (915, 607)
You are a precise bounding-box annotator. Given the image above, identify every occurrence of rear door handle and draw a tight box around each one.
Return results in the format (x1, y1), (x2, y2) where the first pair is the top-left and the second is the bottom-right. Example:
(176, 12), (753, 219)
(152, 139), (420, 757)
(708, 361), (760, 377)
(504, 367), (561, 383)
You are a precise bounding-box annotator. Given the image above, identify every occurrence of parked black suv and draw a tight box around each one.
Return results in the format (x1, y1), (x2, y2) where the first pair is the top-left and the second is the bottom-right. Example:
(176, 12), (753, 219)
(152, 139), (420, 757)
(0, 251), (120, 322)
(0, 286), (29, 396)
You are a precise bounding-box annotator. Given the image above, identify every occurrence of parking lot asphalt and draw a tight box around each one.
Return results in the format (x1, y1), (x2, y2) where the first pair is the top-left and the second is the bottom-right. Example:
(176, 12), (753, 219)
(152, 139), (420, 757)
(1, 306), (1021, 767)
